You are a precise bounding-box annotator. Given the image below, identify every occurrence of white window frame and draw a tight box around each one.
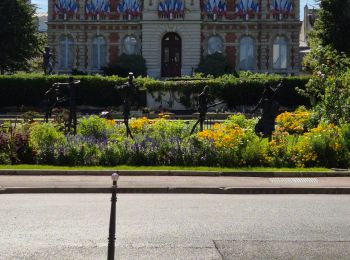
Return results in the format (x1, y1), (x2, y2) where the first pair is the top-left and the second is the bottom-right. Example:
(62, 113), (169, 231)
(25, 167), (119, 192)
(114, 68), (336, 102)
(92, 35), (107, 69)
(239, 36), (255, 70)
(122, 35), (138, 55)
(273, 36), (288, 69)
(59, 35), (74, 69)
(207, 35), (223, 55)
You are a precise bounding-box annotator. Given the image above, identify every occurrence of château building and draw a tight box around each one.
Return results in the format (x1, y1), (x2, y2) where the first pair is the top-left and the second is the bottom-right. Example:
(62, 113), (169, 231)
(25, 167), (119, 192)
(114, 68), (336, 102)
(48, 0), (301, 77)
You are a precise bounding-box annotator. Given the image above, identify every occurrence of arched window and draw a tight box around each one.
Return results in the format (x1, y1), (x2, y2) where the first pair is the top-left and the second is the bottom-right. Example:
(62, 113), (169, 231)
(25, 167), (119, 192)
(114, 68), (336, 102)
(59, 35), (74, 69)
(92, 36), (107, 69)
(207, 36), (223, 55)
(239, 36), (254, 70)
(273, 36), (288, 69)
(123, 35), (138, 55)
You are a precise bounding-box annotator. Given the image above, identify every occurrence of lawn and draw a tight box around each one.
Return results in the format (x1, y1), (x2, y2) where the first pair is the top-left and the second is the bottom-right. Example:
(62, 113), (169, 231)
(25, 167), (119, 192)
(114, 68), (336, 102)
(0, 165), (331, 172)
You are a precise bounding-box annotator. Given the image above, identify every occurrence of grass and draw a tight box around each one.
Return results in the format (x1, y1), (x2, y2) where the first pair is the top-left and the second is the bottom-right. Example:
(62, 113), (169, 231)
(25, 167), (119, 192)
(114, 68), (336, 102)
(0, 165), (331, 172)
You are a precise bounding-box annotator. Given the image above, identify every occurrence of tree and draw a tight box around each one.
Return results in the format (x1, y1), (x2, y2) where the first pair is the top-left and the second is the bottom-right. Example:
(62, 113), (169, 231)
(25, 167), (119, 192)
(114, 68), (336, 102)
(310, 0), (350, 54)
(301, 46), (350, 124)
(0, 0), (41, 74)
(102, 54), (147, 77)
(196, 53), (230, 77)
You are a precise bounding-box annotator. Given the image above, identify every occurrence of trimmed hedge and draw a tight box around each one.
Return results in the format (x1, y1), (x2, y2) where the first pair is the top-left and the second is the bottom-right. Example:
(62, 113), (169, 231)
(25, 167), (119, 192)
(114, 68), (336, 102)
(0, 73), (310, 109)
(0, 74), (125, 108)
(140, 74), (310, 108)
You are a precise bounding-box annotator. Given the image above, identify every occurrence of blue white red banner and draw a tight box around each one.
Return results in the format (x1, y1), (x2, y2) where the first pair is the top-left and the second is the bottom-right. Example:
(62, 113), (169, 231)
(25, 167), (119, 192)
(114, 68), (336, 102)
(235, 0), (260, 16)
(117, 0), (141, 16)
(203, 0), (227, 16)
(270, 0), (293, 15)
(158, 0), (184, 14)
(85, 0), (110, 16)
(53, 0), (78, 15)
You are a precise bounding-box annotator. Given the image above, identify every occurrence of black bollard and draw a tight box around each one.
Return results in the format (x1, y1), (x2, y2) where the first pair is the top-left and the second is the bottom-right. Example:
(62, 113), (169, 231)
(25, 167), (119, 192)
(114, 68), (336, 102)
(107, 172), (119, 260)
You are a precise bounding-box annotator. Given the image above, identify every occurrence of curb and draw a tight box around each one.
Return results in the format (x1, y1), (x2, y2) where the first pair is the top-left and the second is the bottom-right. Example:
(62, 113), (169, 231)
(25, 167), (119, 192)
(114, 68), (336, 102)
(1, 187), (350, 194)
(1, 170), (350, 177)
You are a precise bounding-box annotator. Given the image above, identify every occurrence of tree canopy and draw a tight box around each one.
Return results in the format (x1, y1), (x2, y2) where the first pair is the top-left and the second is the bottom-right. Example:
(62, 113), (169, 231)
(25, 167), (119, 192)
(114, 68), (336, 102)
(310, 0), (350, 54)
(0, 0), (41, 74)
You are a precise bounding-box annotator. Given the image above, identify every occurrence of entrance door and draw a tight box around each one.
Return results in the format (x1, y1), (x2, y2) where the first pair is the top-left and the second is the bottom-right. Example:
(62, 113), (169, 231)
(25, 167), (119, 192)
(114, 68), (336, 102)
(161, 33), (181, 77)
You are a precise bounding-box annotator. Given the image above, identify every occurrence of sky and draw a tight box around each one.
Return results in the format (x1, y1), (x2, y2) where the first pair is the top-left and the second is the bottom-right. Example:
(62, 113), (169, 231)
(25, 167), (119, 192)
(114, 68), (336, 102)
(31, 0), (318, 19)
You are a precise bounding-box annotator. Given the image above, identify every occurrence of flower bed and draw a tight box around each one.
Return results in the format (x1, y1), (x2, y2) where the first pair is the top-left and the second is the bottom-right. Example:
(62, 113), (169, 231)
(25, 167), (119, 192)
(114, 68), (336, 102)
(1, 111), (349, 168)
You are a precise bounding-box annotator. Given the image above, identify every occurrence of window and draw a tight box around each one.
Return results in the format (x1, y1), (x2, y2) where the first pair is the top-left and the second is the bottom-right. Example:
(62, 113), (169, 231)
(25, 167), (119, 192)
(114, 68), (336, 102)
(92, 36), (107, 69)
(239, 36), (254, 70)
(59, 35), (74, 69)
(123, 36), (138, 55)
(273, 36), (288, 69)
(207, 36), (223, 55)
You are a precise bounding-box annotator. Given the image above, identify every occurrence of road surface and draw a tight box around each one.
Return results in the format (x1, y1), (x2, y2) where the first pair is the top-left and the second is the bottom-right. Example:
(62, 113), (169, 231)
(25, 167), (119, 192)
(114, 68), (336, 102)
(0, 194), (349, 259)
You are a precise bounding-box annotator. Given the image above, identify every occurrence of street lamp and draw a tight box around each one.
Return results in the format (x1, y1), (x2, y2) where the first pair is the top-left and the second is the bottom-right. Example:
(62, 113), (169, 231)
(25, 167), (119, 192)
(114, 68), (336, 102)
(107, 172), (119, 260)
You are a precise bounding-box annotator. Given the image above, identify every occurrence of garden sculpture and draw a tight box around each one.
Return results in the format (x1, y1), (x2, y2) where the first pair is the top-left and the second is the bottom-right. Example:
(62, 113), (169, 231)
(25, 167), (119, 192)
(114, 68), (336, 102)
(67, 77), (80, 134)
(190, 86), (223, 135)
(45, 77), (80, 134)
(116, 72), (135, 139)
(43, 47), (53, 75)
(252, 79), (283, 139)
(43, 81), (67, 123)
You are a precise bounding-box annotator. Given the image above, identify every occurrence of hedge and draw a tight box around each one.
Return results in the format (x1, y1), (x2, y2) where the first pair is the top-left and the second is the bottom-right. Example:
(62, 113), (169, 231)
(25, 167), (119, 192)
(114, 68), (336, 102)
(0, 73), (310, 109)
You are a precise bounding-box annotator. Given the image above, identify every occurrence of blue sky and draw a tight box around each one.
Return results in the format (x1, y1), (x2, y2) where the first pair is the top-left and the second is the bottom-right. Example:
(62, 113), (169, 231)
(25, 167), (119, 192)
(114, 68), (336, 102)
(32, 0), (318, 19)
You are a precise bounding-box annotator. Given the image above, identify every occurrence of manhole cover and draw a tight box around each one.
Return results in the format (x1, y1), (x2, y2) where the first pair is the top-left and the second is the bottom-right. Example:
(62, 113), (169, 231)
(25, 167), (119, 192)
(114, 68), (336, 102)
(269, 178), (319, 184)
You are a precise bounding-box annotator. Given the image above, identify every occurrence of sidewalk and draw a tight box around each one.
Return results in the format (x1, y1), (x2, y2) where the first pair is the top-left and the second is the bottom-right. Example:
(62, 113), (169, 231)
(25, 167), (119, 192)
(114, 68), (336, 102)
(1, 175), (350, 194)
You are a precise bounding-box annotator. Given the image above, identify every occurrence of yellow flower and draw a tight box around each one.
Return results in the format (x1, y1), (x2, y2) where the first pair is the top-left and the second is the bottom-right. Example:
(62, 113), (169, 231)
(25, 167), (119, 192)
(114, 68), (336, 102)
(130, 117), (151, 131)
(106, 119), (116, 126)
(197, 123), (245, 149)
(276, 109), (312, 134)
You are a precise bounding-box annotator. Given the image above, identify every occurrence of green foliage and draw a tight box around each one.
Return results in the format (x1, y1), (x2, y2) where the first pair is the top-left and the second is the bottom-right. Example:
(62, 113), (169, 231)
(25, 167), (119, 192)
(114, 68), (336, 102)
(57, 135), (103, 166)
(310, 0), (350, 55)
(142, 74), (310, 108)
(103, 54), (147, 77)
(0, 73), (309, 109)
(301, 46), (350, 124)
(28, 32), (48, 73)
(0, 0), (41, 74)
(307, 123), (349, 168)
(197, 53), (231, 77)
(29, 123), (66, 163)
(2, 113), (350, 168)
(225, 114), (257, 130)
(78, 115), (112, 139)
(275, 107), (316, 134)
(0, 74), (125, 107)
(0, 122), (33, 164)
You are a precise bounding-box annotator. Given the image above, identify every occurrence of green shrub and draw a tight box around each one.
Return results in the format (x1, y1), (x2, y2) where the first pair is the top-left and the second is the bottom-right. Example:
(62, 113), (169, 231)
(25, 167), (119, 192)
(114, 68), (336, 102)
(55, 134), (105, 166)
(0, 153), (11, 164)
(225, 113), (257, 130)
(78, 115), (112, 139)
(103, 54), (147, 77)
(0, 74), (125, 108)
(0, 73), (309, 109)
(197, 53), (230, 77)
(29, 123), (66, 163)
(0, 122), (33, 164)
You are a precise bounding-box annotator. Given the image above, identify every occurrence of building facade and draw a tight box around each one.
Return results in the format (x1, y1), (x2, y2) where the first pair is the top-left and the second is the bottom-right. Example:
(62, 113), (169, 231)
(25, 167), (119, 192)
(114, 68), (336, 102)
(48, 0), (301, 77)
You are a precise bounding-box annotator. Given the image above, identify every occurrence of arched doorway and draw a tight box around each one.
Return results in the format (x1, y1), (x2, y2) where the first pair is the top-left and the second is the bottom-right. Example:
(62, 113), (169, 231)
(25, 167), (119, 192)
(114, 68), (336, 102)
(161, 33), (181, 77)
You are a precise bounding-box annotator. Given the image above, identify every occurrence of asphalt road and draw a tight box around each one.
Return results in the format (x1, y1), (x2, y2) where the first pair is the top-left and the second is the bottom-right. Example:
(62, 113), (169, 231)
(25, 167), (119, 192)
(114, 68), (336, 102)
(0, 194), (349, 259)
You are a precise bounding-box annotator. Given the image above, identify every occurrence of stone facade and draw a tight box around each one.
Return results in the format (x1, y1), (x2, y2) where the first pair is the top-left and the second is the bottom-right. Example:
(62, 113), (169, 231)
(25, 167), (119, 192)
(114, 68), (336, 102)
(48, 0), (301, 76)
